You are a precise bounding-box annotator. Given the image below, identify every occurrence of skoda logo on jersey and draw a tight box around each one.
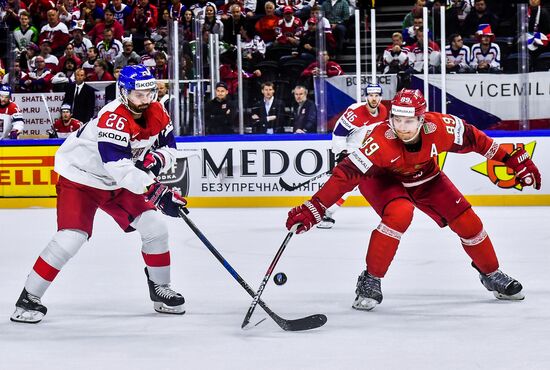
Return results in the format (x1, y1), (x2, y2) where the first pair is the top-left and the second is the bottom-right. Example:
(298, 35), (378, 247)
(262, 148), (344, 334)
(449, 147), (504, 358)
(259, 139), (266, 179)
(135, 80), (156, 90)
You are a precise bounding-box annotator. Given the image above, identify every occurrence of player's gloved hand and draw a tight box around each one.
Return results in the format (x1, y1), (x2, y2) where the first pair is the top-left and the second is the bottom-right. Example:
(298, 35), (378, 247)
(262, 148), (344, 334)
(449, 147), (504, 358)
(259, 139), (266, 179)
(136, 151), (165, 177)
(9, 130), (19, 139)
(145, 182), (187, 218)
(505, 148), (541, 190)
(336, 151), (348, 163)
(286, 197), (326, 234)
(46, 128), (58, 138)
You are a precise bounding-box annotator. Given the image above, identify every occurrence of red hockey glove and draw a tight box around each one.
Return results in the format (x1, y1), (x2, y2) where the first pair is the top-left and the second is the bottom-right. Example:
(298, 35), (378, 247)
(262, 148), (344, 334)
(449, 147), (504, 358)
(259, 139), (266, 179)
(137, 151), (166, 177)
(146, 182), (187, 218)
(286, 197), (327, 234)
(505, 148), (541, 190)
(9, 130), (19, 139)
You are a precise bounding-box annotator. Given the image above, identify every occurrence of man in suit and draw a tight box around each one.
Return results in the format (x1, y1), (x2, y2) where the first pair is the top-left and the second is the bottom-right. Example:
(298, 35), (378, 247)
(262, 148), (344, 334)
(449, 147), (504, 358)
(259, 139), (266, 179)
(62, 68), (96, 124)
(250, 81), (286, 134)
(291, 85), (317, 133)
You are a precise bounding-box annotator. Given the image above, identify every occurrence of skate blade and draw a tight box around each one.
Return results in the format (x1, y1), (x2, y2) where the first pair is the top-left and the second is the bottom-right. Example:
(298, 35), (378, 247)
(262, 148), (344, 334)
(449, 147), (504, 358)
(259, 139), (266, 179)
(10, 307), (45, 324)
(317, 223), (335, 229)
(352, 297), (379, 311)
(154, 302), (186, 315)
(493, 291), (525, 301)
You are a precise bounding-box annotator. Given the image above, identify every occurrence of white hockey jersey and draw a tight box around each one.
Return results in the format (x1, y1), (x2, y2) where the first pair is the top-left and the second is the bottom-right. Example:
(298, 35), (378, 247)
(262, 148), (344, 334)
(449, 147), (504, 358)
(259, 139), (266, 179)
(0, 102), (24, 139)
(331, 102), (388, 154)
(54, 100), (177, 194)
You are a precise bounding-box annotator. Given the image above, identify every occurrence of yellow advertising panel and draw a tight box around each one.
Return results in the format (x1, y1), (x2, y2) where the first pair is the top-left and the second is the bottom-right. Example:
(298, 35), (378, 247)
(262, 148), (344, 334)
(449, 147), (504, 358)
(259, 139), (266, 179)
(0, 146), (58, 197)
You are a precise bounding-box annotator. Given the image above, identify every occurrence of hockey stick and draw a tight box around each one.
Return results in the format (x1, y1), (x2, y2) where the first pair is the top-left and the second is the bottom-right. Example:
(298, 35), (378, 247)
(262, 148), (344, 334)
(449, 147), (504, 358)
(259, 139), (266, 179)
(178, 208), (327, 331)
(241, 224), (299, 329)
(279, 170), (331, 192)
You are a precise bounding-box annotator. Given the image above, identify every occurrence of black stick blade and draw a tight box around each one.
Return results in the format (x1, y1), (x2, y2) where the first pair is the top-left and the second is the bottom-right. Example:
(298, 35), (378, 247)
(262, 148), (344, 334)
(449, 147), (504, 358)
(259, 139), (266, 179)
(274, 314), (328, 332)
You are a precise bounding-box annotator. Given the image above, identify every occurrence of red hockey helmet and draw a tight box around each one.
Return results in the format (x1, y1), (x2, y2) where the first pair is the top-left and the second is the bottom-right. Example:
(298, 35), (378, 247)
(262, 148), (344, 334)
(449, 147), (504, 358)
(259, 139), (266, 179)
(390, 89), (427, 117)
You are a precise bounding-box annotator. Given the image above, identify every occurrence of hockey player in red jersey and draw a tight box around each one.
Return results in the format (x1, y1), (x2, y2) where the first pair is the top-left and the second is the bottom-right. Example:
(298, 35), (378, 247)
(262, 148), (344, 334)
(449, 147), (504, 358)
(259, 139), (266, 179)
(318, 83), (388, 229)
(0, 85), (24, 139)
(287, 89), (541, 310)
(47, 104), (82, 138)
(11, 65), (187, 324)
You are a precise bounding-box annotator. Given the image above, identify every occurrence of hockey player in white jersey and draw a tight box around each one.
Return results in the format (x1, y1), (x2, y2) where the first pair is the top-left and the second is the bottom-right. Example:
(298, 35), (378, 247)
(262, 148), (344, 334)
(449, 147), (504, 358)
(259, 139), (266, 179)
(11, 65), (187, 324)
(317, 83), (388, 229)
(0, 85), (24, 139)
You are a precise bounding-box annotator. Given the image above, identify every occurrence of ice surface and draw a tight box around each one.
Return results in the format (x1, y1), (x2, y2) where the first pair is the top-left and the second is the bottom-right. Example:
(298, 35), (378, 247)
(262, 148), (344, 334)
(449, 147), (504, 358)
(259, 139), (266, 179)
(1, 206), (549, 370)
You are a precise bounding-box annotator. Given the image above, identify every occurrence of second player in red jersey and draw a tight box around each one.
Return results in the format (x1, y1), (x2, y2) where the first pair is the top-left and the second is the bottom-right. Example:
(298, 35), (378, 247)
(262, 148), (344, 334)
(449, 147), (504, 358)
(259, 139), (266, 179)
(287, 89), (541, 311)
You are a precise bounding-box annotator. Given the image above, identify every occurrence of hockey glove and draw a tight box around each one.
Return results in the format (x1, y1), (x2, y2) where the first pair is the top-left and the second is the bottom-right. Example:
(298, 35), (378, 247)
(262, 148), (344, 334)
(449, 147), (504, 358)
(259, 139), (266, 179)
(46, 128), (58, 139)
(136, 151), (166, 177)
(505, 148), (541, 190)
(286, 197), (327, 234)
(9, 130), (19, 139)
(145, 182), (187, 218)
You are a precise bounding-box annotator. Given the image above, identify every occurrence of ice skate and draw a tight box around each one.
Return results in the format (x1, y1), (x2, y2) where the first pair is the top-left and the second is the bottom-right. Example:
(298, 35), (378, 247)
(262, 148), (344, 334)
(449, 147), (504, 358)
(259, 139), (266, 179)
(145, 268), (186, 314)
(473, 263), (524, 301)
(10, 288), (48, 324)
(317, 216), (336, 229)
(352, 270), (383, 311)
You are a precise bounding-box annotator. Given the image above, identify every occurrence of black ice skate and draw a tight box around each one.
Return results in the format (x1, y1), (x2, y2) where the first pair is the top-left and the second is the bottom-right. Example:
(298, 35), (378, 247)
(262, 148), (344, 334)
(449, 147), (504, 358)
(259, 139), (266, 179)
(317, 216), (336, 229)
(10, 288), (48, 324)
(144, 268), (186, 314)
(473, 263), (525, 301)
(352, 270), (383, 311)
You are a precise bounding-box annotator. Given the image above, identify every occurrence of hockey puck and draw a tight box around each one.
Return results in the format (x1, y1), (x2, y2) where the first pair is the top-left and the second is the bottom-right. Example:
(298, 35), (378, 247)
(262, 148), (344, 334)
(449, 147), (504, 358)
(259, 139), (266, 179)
(273, 272), (287, 286)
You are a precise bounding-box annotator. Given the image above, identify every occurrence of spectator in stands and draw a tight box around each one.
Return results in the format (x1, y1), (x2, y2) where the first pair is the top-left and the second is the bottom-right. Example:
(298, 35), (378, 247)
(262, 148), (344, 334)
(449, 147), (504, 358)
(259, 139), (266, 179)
(205, 82), (236, 135)
(51, 57), (78, 89)
(470, 23), (501, 73)
(13, 11), (39, 53)
(291, 85), (316, 134)
(128, 0), (158, 35)
(255, 2), (279, 46)
(1, 61), (27, 90)
(152, 52), (169, 79)
(110, 0), (132, 27)
(294, 17), (336, 63)
(157, 81), (171, 111)
(445, 33), (472, 73)
(88, 60), (115, 81)
(446, 0), (472, 36)
(383, 32), (409, 74)
(20, 56), (54, 92)
(62, 68), (95, 122)
(321, 0), (350, 54)
(402, 0), (429, 29)
(39, 9), (71, 56)
(203, 3), (224, 39)
(250, 81), (287, 134)
(114, 38), (140, 69)
(140, 38), (158, 69)
(82, 46), (99, 76)
(463, 0), (498, 38)
(57, 0), (81, 26)
(58, 44), (82, 70)
(47, 103), (82, 138)
(168, 0), (186, 22)
(240, 24), (266, 72)
(222, 4), (248, 45)
(275, 6), (303, 48)
(299, 50), (343, 90)
(37, 40), (60, 71)
(80, 0), (105, 32)
(403, 14), (422, 46)
(88, 8), (125, 44)
(181, 10), (195, 41)
(243, 0), (258, 17)
(27, 0), (55, 28)
(96, 28), (123, 65)
(406, 27), (441, 73)
(21, 43), (39, 72)
(219, 51), (262, 96)
(69, 20), (93, 61)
